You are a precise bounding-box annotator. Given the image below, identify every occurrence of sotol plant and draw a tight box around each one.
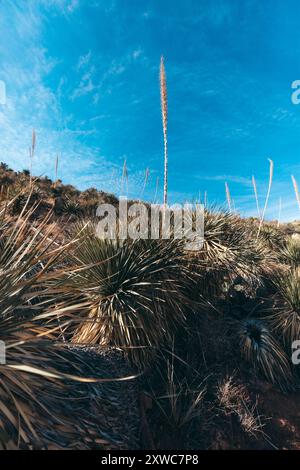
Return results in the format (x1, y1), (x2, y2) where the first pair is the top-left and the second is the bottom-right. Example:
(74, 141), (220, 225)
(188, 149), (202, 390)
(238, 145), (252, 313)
(0, 200), (136, 449)
(281, 236), (300, 268)
(272, 268), (300, 348)
(239, 318), (292, 391)
(56, 226), (189, 368)
(187, 210), (274, 300)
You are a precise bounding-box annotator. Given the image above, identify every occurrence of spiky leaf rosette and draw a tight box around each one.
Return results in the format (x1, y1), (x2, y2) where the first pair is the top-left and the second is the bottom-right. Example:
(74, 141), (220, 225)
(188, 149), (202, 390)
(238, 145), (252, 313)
(186, 210), (274, 300)
(258, 224), (285, 251)
(56, 228), (189, 368)
(280, 236), (300, 268)
(239, 318), (292, 391)
(61, 197), (82, 218)
(0, 203), (138, 449)
(272, 268), (300, 347)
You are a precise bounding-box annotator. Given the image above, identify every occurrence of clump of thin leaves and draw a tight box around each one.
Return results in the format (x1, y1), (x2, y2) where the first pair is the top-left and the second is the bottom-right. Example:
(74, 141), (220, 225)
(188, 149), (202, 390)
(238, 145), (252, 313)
(186, 209), (274, 300)
(61, 197), (82, 218)
(239, 318), (292, 391)
(280, 236), (300, 268)
(272, 268), (300, 348)
(259, 224), (285, 251)
(145, 353), (209, 449)
(157, 362), (206, 432)
(0, 200), (139, 449)
(56, 224), (189, 367)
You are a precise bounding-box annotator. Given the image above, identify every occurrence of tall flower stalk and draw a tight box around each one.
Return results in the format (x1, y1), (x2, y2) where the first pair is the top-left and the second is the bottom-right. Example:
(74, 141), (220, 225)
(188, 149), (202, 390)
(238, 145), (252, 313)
(29, 129), (36, 187)
(252, 175), (260, 219)
(55, 154), (59, 185)
(291, 175), (300, 211)
(121, 158), (128, 196)
(140, 167), (150, 199)
(154, 176), (159, 203)
(257, 159), (274, 237)
(225, 182), (232, 213)
(277, 197), (282, 227)
(160, 56), (168, 205)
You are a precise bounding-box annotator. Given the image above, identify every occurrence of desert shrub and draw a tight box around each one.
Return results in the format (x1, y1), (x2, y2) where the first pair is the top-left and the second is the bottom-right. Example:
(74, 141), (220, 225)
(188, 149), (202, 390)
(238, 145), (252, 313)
(238, 318), (292, 390)
(0, 201), (138, 449)
(272, 268), (300, 348)
(258, 224), (285, 251)
(280, 236), (300, 268)
(61, 197), (82, 218)
(56, 225), (190, 367)
(185, 210), (274, 302)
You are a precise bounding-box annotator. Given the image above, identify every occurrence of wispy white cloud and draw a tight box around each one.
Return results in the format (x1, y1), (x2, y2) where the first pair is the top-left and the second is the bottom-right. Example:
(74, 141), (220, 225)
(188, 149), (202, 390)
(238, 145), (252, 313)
(132, 48), (143, 60)
(0, 1), (121, 192)
(197, 174), (252, 187)
(77, 51), (92, 70)
(71, 49), (143, 104)
(40, 0), (80, 14)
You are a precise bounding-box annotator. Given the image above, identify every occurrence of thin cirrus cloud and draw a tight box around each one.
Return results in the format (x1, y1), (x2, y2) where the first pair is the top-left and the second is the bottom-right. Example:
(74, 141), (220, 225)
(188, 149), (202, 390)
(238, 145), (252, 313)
(198, 175), (252, 187)
(0, 0), (144, 196)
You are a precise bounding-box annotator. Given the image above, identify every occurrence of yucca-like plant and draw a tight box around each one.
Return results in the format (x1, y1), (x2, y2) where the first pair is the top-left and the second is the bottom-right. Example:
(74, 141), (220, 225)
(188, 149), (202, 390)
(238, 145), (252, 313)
(272, 268), (300, 348)
(0, 203), (68, 448)
(186, 210), (274, 300)
(280, 236), (300, 268)
(55, 226), (189, 368)
(239, 318), (292, 390)
(7, 185), (43, 216)
(0, 202), (138, 449)
(61, 197), (82, 218)
(258, 224), (285, 251)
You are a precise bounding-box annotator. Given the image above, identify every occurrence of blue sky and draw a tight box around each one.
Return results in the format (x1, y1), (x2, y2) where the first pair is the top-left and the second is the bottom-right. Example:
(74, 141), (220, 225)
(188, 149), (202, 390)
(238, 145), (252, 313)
(1, 0), (300, 220)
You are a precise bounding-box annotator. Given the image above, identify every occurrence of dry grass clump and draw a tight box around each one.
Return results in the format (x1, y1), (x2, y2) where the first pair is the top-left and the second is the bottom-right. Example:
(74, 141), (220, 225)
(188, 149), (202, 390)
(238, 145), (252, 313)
(217, 375), (265, 438)
(151, 360), (207, 447)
